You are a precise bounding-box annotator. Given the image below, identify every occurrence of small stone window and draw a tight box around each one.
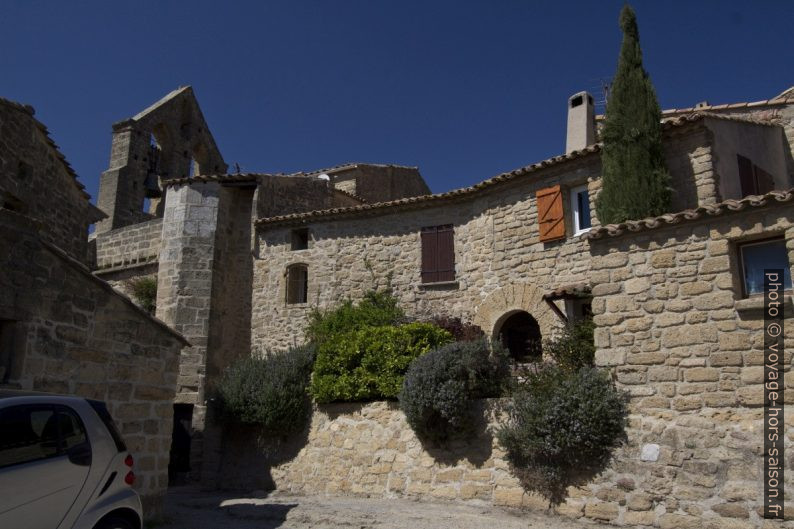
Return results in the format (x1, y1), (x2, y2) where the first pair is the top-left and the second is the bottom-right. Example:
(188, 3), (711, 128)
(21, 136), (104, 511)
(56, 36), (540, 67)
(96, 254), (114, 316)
(291, 229), (309, 251)
(738, 238), (792, 297)
(286, 264), (308, 304)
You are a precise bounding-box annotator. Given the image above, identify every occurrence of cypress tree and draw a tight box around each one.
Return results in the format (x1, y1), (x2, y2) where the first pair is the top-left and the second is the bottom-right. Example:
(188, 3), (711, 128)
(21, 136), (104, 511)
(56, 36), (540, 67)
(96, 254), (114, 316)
(595, 4), (672, 225)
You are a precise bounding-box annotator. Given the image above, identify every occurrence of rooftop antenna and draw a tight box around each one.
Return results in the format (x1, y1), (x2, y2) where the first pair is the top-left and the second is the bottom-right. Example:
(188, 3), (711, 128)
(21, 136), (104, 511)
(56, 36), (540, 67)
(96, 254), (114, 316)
(234, 162), (241, 174)
(583, 77), (611, 115)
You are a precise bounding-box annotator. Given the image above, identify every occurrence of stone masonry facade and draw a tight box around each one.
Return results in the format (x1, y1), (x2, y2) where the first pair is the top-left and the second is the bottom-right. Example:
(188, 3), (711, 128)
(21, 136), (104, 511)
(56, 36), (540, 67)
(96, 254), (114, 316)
(584, 198), (794, 527)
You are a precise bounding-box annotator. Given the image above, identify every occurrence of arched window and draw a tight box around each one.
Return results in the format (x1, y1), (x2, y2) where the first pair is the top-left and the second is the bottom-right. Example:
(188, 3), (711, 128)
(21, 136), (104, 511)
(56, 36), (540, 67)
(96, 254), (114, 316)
(286, 264), (308, 304)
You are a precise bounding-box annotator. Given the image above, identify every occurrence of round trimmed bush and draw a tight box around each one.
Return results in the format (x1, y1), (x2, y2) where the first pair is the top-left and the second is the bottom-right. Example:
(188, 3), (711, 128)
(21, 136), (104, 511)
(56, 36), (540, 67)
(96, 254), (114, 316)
(399, 339), (509, 444)
(214, 344), (315, 434)
(497, 365), (628, 502)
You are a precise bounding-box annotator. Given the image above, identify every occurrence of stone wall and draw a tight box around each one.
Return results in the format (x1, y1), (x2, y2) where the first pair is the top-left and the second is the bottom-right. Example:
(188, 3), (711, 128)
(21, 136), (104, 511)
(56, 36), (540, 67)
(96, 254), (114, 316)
(217, 400), (556, 510)
(252, 155), (601, 353)
(93, 217), (163, 271)
(0, 210), (185, 517)
(587, 200), (794, 527)
(329, 164), (431, 203)
(0, 99), (99, 263)
(157, 182), (221, 406)
(663, 126), (716, 210)
(255, 175), (345, 218)
(250, 125), (716, 355)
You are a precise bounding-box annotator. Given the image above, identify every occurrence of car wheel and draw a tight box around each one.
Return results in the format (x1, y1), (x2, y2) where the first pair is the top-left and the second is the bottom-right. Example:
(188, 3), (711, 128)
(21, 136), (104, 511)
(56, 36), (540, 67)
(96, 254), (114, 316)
(94, 515), (136, 529)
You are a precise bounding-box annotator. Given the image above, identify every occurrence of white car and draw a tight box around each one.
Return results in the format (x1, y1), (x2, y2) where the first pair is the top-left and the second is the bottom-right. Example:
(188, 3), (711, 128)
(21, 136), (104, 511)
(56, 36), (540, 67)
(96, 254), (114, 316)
(0, 391), (143, 529)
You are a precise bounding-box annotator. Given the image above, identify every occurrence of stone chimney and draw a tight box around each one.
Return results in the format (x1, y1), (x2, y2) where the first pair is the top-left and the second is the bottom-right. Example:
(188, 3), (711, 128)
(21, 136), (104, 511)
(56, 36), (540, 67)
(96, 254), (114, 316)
(566, 91), (595, 154)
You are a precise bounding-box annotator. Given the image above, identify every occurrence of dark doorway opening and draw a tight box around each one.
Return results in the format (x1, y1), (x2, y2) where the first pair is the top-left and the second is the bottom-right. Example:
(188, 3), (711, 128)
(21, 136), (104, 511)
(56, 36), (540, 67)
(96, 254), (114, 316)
(498, 311), (542, 362)
(169, 403), (193, 485)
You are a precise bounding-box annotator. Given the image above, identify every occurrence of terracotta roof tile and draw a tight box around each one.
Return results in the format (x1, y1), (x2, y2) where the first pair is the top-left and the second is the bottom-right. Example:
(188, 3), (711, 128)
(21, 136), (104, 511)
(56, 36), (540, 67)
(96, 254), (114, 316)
(543, 284), (592, 300)
(162, 173), (264, 187)
(290, 162), (419, 178)
(256, 145), (602, 227)
(586, 188), (794, 240)
(601, 88), (794, 120)
(253, 112), (771, 227)
(661, 112), (780, 128)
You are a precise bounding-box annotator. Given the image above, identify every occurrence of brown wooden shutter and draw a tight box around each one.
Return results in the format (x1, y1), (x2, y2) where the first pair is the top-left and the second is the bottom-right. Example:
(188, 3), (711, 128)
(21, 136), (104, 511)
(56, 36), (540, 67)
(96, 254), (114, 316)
(536, 185), (565, 242)
(421, 227), (439, 283)
(421, 225), (455, 283)
(737, 154), (755, 197)
(437, 225), (455, 282)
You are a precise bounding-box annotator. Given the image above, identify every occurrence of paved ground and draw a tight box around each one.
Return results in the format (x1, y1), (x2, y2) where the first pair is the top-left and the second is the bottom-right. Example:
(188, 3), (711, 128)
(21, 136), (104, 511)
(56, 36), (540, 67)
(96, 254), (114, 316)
(157, 486), (600, 529)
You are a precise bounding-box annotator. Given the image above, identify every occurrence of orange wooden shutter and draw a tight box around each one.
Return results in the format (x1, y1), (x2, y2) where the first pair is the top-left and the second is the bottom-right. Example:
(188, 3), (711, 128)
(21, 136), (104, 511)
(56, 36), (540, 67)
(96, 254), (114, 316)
(536, 185), (565, 242)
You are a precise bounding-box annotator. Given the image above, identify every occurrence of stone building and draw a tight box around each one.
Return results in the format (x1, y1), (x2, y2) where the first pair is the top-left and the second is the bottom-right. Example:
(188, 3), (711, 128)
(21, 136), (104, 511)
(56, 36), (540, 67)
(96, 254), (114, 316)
(0, 97), (189, 515)
(4, 78), (792, 526)
(87, 83), (794, 526)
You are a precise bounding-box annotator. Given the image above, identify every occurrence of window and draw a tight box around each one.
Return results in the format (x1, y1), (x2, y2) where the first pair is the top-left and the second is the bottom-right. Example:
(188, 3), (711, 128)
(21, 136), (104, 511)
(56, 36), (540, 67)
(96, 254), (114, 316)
(291, 228), (309, 251)
(536, 185), (565, 242)
(565, 298), (593, 321)
(421, 225), (455, 283)
(0, 320), (16, 383)
(737, 154), (775, 197)
(739, 238), (792, 296)
(570, 184), (591, 234)
(286, 264), (308, 304)
(0, 406), (88, 468)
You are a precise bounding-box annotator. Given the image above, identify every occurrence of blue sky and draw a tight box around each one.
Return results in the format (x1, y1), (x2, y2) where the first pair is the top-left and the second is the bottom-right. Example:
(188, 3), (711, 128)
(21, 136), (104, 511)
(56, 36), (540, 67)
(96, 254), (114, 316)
(1, 1), (792, 201)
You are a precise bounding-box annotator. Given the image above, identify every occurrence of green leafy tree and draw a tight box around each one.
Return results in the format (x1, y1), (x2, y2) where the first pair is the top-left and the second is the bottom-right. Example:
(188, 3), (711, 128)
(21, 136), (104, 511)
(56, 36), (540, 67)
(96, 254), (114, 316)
(596, 4), (671, 225)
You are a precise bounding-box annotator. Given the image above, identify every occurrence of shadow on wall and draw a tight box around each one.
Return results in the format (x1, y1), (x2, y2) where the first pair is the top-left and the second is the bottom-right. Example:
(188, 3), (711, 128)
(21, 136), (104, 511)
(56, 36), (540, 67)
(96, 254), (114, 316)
(214, 419), (311, 491)
(416, 399), (494, 468)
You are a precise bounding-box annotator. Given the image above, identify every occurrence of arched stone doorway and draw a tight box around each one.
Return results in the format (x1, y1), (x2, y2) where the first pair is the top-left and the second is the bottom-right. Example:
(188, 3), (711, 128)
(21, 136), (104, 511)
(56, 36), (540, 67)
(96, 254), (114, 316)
(473, 283), (560, 355)
(495, 310), (542, 361)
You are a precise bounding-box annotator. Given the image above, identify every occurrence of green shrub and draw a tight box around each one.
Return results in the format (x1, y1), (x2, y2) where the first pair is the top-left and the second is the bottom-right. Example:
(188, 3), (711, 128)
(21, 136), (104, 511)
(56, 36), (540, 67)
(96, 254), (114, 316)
(126, 276), (157, 314)
(426, 316), (485, 342)
(306, 290), (404, 346)
(544, 317), (595, 373)
(214, 344), (315, 433)
(497, 365), (628, 502)
(310, 323), (452, 403)
(400, 339), (509, 443)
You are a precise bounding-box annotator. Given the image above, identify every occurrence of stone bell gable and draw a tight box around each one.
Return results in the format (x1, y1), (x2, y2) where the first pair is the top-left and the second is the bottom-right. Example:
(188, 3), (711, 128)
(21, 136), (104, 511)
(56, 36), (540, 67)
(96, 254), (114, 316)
(95, 86), (227, 234)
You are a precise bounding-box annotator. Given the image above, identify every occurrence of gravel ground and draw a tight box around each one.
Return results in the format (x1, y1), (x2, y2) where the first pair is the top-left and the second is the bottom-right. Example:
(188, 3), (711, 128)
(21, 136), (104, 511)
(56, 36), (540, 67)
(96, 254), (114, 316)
(158, 486), (602, 529)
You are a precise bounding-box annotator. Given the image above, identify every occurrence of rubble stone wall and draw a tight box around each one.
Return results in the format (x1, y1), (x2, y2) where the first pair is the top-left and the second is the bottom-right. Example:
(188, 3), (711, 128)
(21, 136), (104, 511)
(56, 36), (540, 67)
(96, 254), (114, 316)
(252, 156), (601, 354)
(0, 210), (184, 517)
(93, 217), (163, 271)
(587, 202), (794, 527)
(0, 100), (96, 263)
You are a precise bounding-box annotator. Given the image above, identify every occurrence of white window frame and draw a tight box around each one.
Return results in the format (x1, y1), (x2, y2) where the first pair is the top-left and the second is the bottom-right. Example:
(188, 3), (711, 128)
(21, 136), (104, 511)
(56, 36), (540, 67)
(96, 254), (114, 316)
(570, 184), (591, 235)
